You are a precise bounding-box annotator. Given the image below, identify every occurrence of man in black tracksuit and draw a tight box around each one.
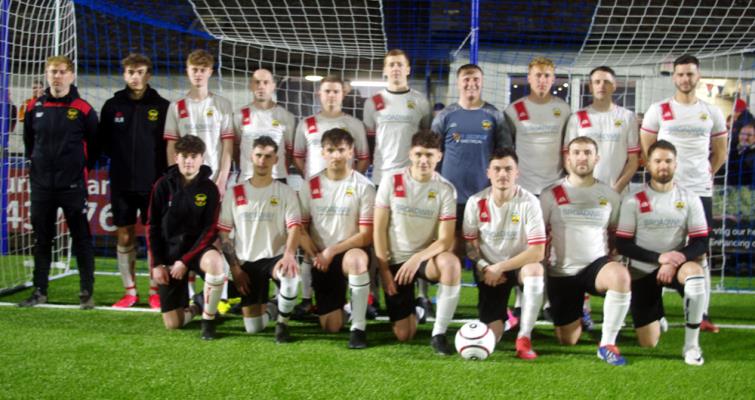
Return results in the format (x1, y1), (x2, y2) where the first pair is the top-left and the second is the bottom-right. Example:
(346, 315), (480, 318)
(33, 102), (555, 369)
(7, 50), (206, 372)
(98, 53), (169, 309)
(148, 135), (226, 340)
(19, 55), (99, 309)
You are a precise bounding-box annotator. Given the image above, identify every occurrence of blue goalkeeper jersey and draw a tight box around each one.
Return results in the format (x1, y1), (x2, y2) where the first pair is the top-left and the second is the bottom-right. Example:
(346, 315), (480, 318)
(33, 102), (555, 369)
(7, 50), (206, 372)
(432, 102), (512, 204)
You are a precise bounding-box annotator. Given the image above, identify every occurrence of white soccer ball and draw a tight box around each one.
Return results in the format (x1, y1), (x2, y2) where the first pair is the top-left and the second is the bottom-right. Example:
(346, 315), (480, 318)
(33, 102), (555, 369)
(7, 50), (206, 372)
(455, 321), (496, 360)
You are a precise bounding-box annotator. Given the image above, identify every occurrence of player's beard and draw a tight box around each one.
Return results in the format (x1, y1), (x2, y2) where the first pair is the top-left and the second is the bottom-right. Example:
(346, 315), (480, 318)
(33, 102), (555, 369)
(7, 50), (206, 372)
(652, 172), (673, 184)
(674, 82), (697, 95)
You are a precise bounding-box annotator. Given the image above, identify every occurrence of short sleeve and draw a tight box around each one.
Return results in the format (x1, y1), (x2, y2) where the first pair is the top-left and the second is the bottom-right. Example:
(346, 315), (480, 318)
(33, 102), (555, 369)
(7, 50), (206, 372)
(418, 96), (432, 130)
(439, 182), (457, 221)
(710, 107), (728, 138)
(608, 190), (621, 229)
(350, 119), (370, 160)
(539, 190), (554, 227)
(283, 109), (296, 152)
(219, 101), (234, 140)
(284, 186), (302, 229)
(232, 108), (243, 142)
(626, 111), (641, 154)
(495, 109), (513, 148)
(687, 195), (709, 238)
(363, 97), (376, 133)
(164, 102), (179, 140)
(358, 183), (376, 226)
(298, 180), (311, 224)
(641, 103), (660, 134)
(563, 114), (579, 152)
(525, 197), (547, 245)
(615, 194), (637, 239)
(462, 196), (479, 240)
(293, 119), (307, 159)
(375, 174), (392, 209)
(218, 186), (235, 232)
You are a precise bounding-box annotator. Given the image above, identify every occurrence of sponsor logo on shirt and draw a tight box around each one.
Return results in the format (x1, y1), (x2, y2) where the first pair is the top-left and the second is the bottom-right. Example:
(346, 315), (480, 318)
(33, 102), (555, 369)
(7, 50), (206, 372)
(452, 132), (461, 142)
(675, 201), (685, 209)
(67, 108), (78, 120)
(194, 193), (207, 207)
(270, 196), (279, 206)
(481, 120), (492, 130)
(148, 109), (159, 121)
(114, 111), (124, 123)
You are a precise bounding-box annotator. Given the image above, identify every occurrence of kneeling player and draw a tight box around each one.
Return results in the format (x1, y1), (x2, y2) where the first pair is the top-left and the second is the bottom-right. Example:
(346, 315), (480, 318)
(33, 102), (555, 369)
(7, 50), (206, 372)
(218, 136), (301, 343)
(463, 147), (545, 359)
(299, 128), (375, 349)
(616, 140), (707, 366)
(374, 131), (461, 355)
(148, 135), (226, 340)
(540, 137), (632, 366)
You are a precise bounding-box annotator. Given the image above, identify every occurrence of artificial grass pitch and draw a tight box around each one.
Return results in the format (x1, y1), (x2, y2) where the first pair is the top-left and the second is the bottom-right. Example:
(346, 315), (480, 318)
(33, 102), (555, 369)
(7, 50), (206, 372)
(1, 272), (754, 398)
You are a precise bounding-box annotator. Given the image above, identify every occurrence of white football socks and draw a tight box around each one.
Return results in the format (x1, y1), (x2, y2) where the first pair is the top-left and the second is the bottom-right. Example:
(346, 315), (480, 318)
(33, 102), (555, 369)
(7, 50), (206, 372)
(519, 276), (544, 339)
(684, 275), (706, 351)
(202, 273), (225, 320)
(349, 272), (370, 331)
(600, 290), (631, 346)
(277, 271), (301, 324)
(432, 283), (460, 337)
(300, 261), (313, 301)
(116, 245), (136, 295)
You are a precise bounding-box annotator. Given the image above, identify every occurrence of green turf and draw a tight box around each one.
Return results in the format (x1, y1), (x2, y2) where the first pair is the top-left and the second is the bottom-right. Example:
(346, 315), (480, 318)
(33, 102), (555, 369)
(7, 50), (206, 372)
(1, 271), (754, 398)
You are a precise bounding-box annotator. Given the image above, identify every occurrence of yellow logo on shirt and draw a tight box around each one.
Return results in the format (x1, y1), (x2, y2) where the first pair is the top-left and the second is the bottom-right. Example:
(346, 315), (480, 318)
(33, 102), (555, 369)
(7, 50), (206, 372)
(428, 191), (437, 199)
(614, 119), (622, 127)
(675, 201), (685, 209)
(599, 197), (609, 206)
(481, 120), (492, 130)
(452, 132), (461, 142)
(700, 113), (708, 121)
(206, 107), (215, 117)
(194, 193), (207, 207)
(148, 109), (159, 121)
(270, 196), (279, 206)
(553, 108), (561, 117)
(345, 187), (355, 196)
(66, 108), (78, 120)
(407, 100), (416, 109)
(272, 119), (280, 127)
(511, 213), (521, 223)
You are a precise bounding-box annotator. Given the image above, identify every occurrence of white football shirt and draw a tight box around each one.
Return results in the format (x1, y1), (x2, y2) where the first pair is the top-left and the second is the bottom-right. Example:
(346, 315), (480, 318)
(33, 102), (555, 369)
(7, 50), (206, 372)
(233, 103), (296, 180)
(292, 113), (370, 178)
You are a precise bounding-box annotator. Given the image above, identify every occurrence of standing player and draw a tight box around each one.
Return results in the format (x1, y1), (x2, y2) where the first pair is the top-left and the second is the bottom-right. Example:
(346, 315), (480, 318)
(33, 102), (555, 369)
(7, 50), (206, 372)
(19, 56), (99, 309)
(540, 136), (632, 366)
(218, 136), (301, 343)
(505, 57), (570, 195)
(148, 136), (226, 340)
(374, 131), (461, 355)
(616, 140), (708, 365)
(234, 68), (296, 182)
(640, 54), (727, 333)
(298, 128), (374, 349)
(293, 75), (370, 315)
(99, 53), (169, 309)
(463, 147), (546, 359)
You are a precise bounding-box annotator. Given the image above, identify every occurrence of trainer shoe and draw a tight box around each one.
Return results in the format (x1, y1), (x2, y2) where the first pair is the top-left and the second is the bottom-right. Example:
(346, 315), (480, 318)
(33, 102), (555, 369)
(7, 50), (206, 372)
(700, 317), (720, 333)
(148, 294), (161, 310)
(430, 334), (454, 355)
(201, 319), (217, 340)
(292, 298), (314, 320)
(581, 308), (595, 332)
(275, 322), (291, 343)
(18, 288), (47, 307)
(659, 316), (669, 333)
(366, 293), (380, 320)
(505, 308), (520, 332)
(597, 345), (627, 366)
(112, 294), (139, 308)
(79, 290), (95, 310)
(683, 346), (704, 366)
(515, 337), (538, 360)
(348, 329), (368, 349)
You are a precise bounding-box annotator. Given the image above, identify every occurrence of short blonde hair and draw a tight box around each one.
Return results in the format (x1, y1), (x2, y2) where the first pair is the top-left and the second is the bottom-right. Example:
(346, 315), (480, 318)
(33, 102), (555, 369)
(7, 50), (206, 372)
(528, 56), (555, 71)
(384, 49), (410, 66)
(45, 55), (74, 72)
(186, 49), (214, 68)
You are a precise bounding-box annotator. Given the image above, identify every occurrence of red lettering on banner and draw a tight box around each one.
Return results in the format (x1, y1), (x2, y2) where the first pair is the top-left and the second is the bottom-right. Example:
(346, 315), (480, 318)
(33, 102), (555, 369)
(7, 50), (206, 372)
(309, 176), (322, 199)
(393, 174), (406, 198)
(514, 101), (529, 121)
(576, 110), (592, 128)
(177, 99), (189, 119)
(233, 184), (247, 206)
(660, 102), (674, 121)
(478, 198), (490, 223)
(372, 94), (385, 111)
(552, 185), (570, 205)
(635, 191), (652, 213)
(241, 107), (251, 126)
(306, 116), (318, 134)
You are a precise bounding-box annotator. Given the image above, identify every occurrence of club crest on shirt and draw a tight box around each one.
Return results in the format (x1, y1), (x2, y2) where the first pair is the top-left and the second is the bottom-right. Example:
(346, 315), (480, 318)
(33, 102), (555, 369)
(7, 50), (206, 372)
(511, 213), (521, 223)
(194, 193), (207, 207)
(675, 201), (685, 209)
(699, 113), (708, 121)
(406, 100), (416, 109)
(552, 108), (561, 117)
(148, 109), (159, 121)
(272, 119), (281, 127)
(599, 197), (609, 206)
(67, 108), (78, 120)
(114, 111), (125, 123)
(452, 132), (461, 142)
(345, 187), (355, 196)
(270, 196), (279, 206)
(428, 190), (437, 199)
(614, 119), (622, 127)
(206, 107), (215, 117)
(481, 120), (492, 130)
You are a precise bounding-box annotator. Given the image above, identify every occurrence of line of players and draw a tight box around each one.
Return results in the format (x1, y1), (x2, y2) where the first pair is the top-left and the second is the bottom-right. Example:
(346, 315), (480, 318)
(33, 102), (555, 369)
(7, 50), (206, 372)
(18, 49), (727, 366)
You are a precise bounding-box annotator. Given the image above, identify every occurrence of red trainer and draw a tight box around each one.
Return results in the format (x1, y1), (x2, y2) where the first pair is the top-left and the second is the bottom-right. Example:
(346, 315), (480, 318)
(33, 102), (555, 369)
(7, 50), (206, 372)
(112, 294), (139, 308)
(700, 319), (720, 333)
(148, 294), (161, 310)
(515, 337), (538, 360)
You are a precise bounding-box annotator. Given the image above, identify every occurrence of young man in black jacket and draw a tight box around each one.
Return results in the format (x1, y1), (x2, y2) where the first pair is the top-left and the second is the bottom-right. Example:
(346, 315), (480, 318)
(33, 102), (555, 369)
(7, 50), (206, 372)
(19, 55), (99, 309)
(148, 135), (226, 340)
(99, 53), (170, 309)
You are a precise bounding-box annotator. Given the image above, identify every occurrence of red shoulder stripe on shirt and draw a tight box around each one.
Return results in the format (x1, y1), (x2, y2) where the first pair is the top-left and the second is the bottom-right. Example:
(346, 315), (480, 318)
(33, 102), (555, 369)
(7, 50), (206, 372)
(478, 198), (490, 223)
(372, 93), (385, 111)
(635, 191), (652, 213)
(233, 184), (247, 206)
(576, 110), (591, 128)
(552, 185), (570, 205)
(660, 102), (674, 121)
(70, 98), (92, 116)
(241, 107), (251, 126)
(309, 176), (322, 199)
(306, 116), (318, 134)
(514, 101), (529, 121)
(177, 99), (189, 119)
(393, 174), (406, 198)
